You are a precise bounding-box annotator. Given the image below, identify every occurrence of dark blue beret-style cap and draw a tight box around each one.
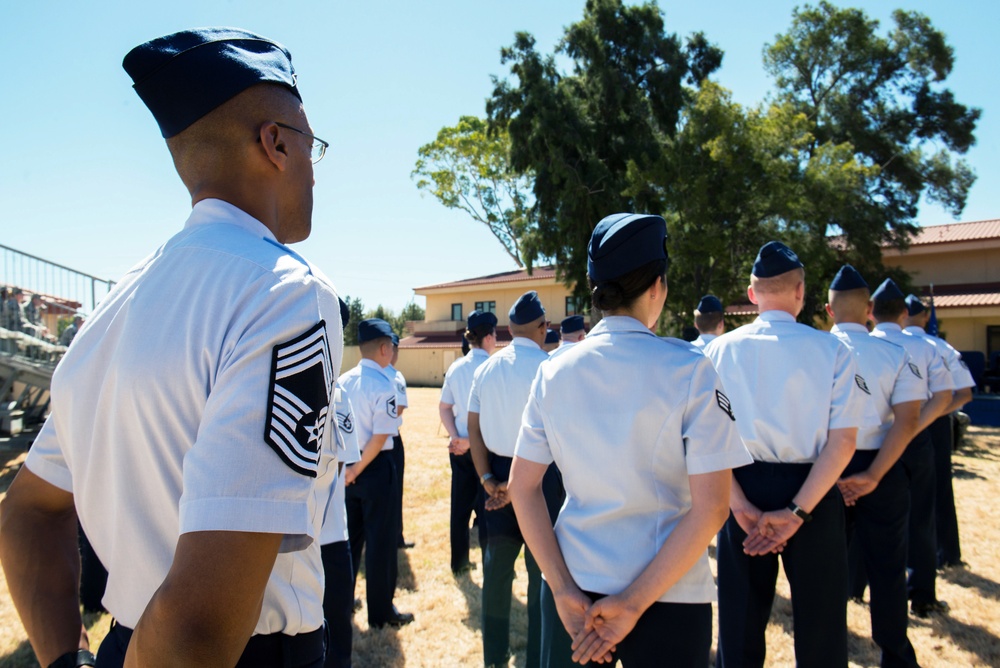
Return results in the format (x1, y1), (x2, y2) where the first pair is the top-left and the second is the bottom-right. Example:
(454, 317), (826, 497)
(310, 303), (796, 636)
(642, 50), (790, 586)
(905, 294), (927, 316)
(560, 315), (585, 334)
(391, 333), (400, 346)
(872, 278), (905, 302)
(509, 291), (545, 325)
(123, 27), (301, 138)
(588, 213), (668, 283)
(752, 241), (803, 278)
(339, 298), (350, 328)
(829, 264), (869, 292)
(696, 295), (723, 314)
(545, 329), (560, 345)
(358, 318), (394, 343)
(467, 309), (498, 330)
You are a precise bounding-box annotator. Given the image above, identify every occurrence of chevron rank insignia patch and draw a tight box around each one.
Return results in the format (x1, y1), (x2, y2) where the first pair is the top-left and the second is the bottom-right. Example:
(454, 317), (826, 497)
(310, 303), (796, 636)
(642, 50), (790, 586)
(337, 407), (354, 434)
(908, 362), (923, 379)
(855, 374), (871, 395)
(387, 395), (398, 419)
(264, 321), (333, 477)
(716, 390), (735, 421)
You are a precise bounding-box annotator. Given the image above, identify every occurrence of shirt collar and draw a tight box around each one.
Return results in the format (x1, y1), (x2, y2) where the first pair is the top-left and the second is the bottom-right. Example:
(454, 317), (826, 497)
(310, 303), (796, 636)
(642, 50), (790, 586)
(469, 348), (489, 359)
(831, 322), (869, 334)
(874, 322), (902, 333)
(510, 337), (542, 350)
(184, 198), (276, 242)
(589, 315), (654, 336)
(359, 358), (386, 372)
(756, 310), (796, 323)
(904, 326), (926, 335)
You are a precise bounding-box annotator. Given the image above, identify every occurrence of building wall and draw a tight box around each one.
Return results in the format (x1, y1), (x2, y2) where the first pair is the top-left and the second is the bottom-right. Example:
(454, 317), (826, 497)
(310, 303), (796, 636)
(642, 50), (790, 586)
(338, 345), (461, 387)
(885, 246), (1000, 285)
(424, 281), (580, 327)
(935, 307), (1000, 354)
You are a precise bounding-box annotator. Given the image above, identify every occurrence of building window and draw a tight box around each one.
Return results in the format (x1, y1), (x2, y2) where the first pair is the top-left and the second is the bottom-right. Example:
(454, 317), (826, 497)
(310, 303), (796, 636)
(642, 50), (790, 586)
(451, 303), (463, 321)
(566, 296), (588, 316)
(988, 326), (1000, 358)
(474, 301), (496, 314)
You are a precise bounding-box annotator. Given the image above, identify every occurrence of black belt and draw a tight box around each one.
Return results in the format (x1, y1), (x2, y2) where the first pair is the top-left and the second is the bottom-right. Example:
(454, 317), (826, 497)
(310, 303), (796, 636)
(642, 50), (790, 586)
(107, 621), (325, 668)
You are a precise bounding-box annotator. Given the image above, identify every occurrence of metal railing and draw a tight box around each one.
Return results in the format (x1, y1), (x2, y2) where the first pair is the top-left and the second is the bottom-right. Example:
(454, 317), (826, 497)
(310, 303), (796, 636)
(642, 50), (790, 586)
(1, 243), (115, 316)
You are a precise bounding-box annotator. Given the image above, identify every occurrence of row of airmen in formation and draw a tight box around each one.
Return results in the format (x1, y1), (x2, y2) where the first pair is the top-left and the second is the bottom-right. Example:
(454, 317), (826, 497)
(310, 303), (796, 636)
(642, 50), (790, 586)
(0, 26), (974, 668)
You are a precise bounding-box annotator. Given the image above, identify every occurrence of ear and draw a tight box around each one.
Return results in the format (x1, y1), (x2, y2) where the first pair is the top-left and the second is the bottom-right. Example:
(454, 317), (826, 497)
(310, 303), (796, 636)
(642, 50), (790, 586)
(795, 280), (805, 301)
(824, 303), (835, 319)
(258, 122), (289, 171)
(865, 301), (874, 320)
(747, 284), (758, 305)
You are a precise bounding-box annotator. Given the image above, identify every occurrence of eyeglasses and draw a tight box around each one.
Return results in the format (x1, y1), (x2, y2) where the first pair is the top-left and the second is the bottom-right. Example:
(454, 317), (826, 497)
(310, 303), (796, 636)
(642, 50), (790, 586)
(275, 122), (329, 163)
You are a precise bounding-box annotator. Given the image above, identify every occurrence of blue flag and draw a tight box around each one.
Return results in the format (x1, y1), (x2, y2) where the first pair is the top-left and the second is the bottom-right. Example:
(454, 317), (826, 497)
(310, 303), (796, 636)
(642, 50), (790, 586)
(927, 294), (939, 337)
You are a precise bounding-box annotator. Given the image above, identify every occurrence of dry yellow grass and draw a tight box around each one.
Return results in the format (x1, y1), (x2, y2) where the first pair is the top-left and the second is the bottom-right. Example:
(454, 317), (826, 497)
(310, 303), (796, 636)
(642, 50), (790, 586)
(1, 387), (999, 667)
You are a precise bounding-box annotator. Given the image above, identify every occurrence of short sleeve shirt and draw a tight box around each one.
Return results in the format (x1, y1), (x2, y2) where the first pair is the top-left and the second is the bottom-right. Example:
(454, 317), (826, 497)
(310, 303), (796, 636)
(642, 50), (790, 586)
(468, 337), (550, 457)
(25, 199), (344, 634)
(337, 359), (401, 451)
(904, 326), (976, 391)
(440, 348), (490, 438)
(692, 333), (717, 349)
(319, 386), (362, 546)
(704, 310), (869, 463)
(515, 316), (752, 603)
(831, 323), (926, 451)
(871, 323), (954, 396)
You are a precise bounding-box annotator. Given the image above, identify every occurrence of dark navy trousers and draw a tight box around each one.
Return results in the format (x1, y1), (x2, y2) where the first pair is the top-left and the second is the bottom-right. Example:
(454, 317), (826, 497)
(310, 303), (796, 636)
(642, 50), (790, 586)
(390, 433), (407, 545)
(450, 450), (487, 572)
(345, 451), (398, 625)
(844, 451), (919, 668)
(929, 413), (962, 566)
(539, 581), (712, 668)
(716, 461), (848, 668)
(898, 430), (938, 605)
(321, 540), (354, 668)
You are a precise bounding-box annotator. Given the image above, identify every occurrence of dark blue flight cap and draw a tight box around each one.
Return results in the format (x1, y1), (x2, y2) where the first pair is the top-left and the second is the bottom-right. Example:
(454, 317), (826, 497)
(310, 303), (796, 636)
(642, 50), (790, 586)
(467, 309), (498, 330)
(545, 328), (560, 345)
(358, 318), (394, 343)
(872, 278), (905, 302)
(905, 294), (927, 316)
(696, 295), (723, 314)
(509, 291), (545, 325)
(339, 298), (350, 328)
(588, 213), (668, 283)
(752, 241), (803, 278)
(391, 333), (400, 347)
(560, 315), (585, 334)
(123, 27), (301, 138)
(829, 265), (869, 292)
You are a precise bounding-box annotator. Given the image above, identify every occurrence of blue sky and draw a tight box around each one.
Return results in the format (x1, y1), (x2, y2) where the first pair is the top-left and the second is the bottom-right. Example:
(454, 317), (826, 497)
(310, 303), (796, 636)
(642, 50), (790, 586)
(2, 0), (996, 312)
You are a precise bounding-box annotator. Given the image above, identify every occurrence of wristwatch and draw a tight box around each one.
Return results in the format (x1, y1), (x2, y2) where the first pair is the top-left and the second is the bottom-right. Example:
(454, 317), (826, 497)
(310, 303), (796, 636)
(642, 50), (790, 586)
(48, 650), (96, 668)
(787, 503), (813, 522)
(480, 472), (495, 485)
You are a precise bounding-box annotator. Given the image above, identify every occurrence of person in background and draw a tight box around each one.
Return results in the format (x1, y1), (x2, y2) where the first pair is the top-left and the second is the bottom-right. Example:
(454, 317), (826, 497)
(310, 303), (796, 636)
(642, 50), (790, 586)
(439, 310), (497, 575)
(903, 294), (974, 569)
(385, 334), (414, 550)
(543, 328), (561, 354)
(60, 315), (84, 347)
(691, 295), (724, 349)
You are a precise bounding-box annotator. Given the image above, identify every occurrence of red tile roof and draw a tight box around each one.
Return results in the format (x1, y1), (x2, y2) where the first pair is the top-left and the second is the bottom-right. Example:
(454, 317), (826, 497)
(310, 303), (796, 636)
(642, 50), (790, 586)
(415, 265), (557, 291)
(930, 292), (1000, 308)
(907, 219), (1000, 246)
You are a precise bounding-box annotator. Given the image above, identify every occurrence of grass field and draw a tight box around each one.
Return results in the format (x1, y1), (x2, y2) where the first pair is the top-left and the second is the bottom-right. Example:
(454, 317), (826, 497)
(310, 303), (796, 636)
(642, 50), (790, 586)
(1, 386), (999, 666)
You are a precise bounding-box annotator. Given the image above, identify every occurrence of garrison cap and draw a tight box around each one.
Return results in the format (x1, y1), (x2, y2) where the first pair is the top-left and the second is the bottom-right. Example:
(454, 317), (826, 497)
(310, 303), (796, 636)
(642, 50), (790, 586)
(358, 318), (394, 343)
(123, 27), (301, 138)
(752, 241), (803, 278)
(872, 278), (905, 302)
(905, 294), (927, 316)
(587, 213), (668, 283)
(339, 298), (350, 328)
(509, 291), (545, 325)
(560, 315), (585, 334)
(545, 329), (560, 345)
(467, 310), (498, 330)
(390, 333), (400, 347)
(829, 265), (869, 292)
(695, 295), (723, 314)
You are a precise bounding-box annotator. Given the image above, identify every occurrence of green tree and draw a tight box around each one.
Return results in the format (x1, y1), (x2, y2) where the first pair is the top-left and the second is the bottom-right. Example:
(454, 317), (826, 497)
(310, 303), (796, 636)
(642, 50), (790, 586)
(487, 0), (722, 301)
(343, 296), (365, 346)
(412, 116), (535, 267)
(764, 1), (979, 318)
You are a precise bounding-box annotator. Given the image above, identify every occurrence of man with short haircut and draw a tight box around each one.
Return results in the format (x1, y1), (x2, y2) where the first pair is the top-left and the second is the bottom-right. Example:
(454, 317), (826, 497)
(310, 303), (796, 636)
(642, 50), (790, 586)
(870, 280), (954, 617)
(558, 315), (586, 346)
(542, 328), (560, 353)
(0, 28), (341, 667)
(60, 316), (84, 347)
(339, 318), (413, 629)
(692, 294), (724, 349)
(440, 310), (497, 574)
(706, 242), (869, 668)
(903, 294), (974, 569)
(469, 291), (564, 668)
(826, 265), (924, 667)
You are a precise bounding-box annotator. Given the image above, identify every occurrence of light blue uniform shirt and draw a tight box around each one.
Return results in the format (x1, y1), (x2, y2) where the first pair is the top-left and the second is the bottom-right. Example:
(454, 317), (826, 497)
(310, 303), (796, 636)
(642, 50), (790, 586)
(319, 386), (362, 545)
(705, 310), (869, 463)
(515, 316), (752, 603)
(904, 325), (976, 390)
(381, 364), (408, 437)
(440, 348), (490, 438)
(831, 323), (926, 451)
(469, 337), (550, 457)
(871, 323), (954, 397)
(338, 359), (400, 451)
(692, 333), (717, 349)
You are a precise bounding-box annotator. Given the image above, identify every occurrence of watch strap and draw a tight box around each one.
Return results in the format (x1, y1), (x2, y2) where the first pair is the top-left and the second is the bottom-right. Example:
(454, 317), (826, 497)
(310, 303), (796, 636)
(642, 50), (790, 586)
(48, 650), (97, 668)
(787, 503), (813, 522)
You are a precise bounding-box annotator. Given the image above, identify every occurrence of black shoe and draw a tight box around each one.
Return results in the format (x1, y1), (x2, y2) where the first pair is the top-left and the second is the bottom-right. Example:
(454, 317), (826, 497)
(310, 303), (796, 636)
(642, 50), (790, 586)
(398, 540), (415, 549)
(353, 598), (362, 612)
(372, 611), (414, 629)
(911, 599), (949, 618)
(939, 559), (967, 570)
(848, 596), (866, 606)
(452, 562), (477, 576)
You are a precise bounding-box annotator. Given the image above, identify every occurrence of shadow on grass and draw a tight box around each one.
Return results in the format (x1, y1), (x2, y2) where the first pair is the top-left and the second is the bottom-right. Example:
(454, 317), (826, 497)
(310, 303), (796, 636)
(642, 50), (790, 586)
(940, 565), (1000, 602)
(910, 610), (1000, 666)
